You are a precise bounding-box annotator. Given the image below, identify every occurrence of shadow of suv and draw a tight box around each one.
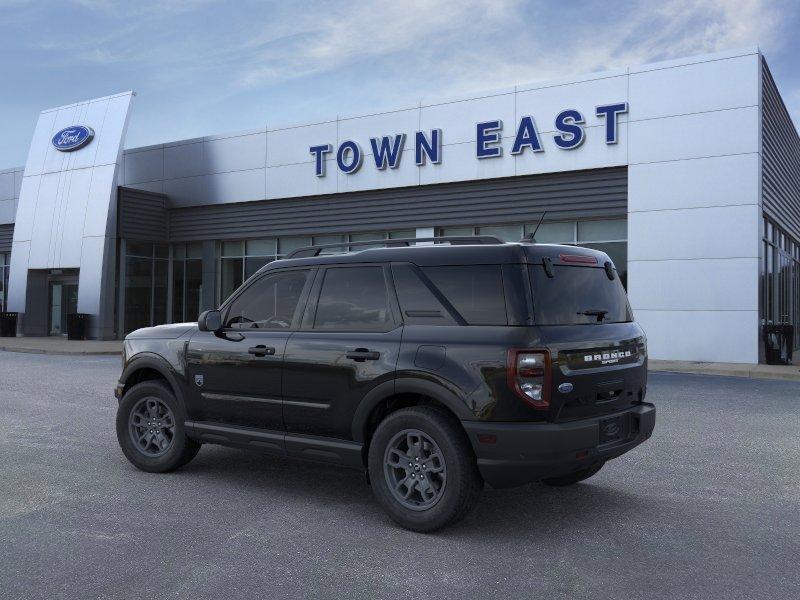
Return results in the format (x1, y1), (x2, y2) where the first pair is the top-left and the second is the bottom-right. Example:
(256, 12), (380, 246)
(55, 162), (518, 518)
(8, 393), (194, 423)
(115, 236), (655, 532)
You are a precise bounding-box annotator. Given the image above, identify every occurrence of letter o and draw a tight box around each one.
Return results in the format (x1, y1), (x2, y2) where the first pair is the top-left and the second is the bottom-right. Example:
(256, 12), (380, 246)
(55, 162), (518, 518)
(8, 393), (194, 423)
(337, 140), (363, 174)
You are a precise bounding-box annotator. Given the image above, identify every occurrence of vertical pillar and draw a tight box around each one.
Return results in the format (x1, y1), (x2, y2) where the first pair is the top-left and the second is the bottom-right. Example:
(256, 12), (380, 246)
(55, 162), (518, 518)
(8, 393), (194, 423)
(117, 239), (127, 338)
(201, 240), (217, 311)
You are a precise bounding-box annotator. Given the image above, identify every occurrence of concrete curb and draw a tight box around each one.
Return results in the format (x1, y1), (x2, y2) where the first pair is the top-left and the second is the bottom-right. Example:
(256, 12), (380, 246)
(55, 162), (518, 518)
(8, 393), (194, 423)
(649, 360), (800, 382)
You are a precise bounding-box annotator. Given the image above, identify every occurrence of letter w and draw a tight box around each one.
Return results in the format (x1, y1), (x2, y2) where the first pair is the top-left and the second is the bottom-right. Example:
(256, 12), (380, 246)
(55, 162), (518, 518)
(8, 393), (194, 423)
(370, 134), (405, 169)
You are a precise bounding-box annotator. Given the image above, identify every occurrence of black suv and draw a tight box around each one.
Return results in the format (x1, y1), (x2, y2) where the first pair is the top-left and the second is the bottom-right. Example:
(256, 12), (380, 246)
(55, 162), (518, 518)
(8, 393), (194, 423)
(115, 237), (655, 532)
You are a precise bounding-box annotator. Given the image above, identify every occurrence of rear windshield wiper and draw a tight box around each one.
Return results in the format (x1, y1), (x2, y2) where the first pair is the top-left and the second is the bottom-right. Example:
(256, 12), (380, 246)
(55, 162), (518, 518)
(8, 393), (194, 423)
(577, 309), (608, 322)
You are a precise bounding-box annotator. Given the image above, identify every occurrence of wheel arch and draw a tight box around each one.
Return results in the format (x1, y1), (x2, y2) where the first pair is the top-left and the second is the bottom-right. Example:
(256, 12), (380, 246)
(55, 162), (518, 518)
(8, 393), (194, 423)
(120, 353), (186, 406)
(352, 377), (474, 446)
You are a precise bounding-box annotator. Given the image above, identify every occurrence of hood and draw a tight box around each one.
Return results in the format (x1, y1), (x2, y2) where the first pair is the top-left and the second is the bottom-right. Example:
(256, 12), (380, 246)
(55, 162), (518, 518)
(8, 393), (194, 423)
(125, 322), (197, 340)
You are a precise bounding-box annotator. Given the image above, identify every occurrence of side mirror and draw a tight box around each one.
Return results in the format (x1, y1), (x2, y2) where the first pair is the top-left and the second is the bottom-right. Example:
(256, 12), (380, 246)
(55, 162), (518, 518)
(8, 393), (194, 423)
(198, 309), (222, 332)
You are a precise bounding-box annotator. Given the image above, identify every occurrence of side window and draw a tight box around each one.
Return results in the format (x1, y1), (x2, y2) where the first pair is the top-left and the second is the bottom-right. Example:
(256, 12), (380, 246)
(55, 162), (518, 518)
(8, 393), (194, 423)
(421, 265), (508, 325)
(314, 266), (393, 331)
(225, 270), (309, 329)
(391, 264), (457, 326)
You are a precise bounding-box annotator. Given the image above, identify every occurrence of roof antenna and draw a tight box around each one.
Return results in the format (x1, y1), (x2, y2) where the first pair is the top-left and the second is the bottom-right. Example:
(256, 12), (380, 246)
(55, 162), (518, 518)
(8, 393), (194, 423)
(521, 211), (547, 243)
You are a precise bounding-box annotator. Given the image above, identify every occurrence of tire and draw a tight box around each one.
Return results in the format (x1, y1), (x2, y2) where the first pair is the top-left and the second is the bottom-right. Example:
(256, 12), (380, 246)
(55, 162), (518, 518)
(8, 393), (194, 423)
(116, 380), (201, 473)
(368, 406), (483, 532)
(541, 461), (605, 487)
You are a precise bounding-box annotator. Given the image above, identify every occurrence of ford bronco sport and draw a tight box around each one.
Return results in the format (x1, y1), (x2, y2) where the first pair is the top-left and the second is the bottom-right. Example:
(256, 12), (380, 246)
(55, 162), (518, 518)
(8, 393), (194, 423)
(115, 236), (655, 532)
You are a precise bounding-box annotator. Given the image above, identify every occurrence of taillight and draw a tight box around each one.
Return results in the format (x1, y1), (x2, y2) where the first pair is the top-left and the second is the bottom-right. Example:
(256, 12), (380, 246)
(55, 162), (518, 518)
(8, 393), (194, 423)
(507, 349), (551, 409)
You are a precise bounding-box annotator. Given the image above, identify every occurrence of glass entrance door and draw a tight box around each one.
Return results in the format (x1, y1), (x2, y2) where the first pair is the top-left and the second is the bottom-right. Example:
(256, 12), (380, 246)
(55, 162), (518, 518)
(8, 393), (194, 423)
(49, 281), (78, 336)
(49, 283), (63, 335)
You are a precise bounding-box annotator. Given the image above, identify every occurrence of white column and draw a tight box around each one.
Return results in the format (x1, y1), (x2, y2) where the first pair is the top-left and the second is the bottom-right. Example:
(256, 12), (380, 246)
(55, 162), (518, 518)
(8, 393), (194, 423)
(626, 53), (761, 363)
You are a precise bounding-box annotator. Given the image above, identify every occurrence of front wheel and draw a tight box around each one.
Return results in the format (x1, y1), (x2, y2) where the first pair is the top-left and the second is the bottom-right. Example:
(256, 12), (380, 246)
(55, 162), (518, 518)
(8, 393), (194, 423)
(368, 406), (483, 532)
(116, 380), (200, 473)
(541, 462), (605, 487)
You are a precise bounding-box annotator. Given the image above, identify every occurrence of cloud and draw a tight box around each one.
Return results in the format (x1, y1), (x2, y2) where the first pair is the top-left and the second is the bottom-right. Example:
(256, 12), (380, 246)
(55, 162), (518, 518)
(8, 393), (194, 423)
(220, 0), (793, 101)
(223, 0), (522, 89)
(17, 0), (792, 93)
(1, 0), (797, 161)
(417, 0), (791, 95)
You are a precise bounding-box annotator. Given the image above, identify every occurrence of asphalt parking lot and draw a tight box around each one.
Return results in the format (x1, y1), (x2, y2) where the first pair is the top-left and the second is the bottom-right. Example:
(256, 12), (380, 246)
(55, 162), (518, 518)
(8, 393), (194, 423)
(1, 351), (798, 600)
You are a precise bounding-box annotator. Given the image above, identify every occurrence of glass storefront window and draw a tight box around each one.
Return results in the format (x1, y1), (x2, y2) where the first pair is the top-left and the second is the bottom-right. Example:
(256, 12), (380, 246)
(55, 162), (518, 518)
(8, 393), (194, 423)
(187, 242), (203, 259)
(220, 257), (244, 302)
(278, 237), (312, 256)
(578, 219), (627, 242)
(172, 259), (184, 322)
(349, 232), (384, 250)
(246, 239), (276, 256)
(123, 242), (169, 334)
(526, 221), (574, 243)
(439, 226), (476, 238)
(218, 237), (283, 302)
(124, 255), (154, 334)
(313, 234), (344, 246)
(762, 216), (800, 352)
(313, 234), (345, 255)
(221, 240), (244, 257)
(171, 243), (203, 323)
(153, 258), (168, 324)
(478, 225), (523, 242)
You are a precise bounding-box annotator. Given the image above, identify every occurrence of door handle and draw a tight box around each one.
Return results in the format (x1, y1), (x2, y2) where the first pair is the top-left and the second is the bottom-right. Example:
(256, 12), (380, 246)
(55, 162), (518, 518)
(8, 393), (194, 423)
(346, 349), (380, 362)
(248, 345), (276, 357)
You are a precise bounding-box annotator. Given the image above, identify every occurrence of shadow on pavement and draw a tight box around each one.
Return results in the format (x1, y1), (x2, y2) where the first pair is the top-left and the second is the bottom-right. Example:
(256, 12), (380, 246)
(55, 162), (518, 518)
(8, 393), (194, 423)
(157, 443), (650, 539)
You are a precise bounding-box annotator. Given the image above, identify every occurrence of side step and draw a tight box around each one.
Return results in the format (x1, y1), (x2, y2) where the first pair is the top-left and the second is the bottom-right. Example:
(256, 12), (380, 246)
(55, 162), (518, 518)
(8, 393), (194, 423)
(185, 421), (364, 469)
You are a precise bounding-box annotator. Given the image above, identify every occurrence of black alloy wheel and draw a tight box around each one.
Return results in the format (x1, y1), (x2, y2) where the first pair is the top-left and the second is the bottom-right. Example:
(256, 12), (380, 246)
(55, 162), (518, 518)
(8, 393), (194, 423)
(128, 397), (176, 457)
(116, 380), (200, 473)
(383, 429), (447, 511)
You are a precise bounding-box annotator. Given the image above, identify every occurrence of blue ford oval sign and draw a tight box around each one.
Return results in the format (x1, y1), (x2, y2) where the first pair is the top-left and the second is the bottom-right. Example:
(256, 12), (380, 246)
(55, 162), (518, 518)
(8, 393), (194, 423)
(51, 125), (95, 152)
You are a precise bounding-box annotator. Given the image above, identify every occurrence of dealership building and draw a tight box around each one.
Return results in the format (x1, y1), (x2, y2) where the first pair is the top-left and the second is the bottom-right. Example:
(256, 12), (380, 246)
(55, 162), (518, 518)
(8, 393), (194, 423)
(0, 47), (798, 364)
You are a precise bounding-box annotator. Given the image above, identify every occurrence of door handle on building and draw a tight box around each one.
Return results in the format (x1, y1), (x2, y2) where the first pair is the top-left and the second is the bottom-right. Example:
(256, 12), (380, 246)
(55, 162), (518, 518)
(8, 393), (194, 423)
(346, 349), (380, 362)
(248, 345), (275, 357)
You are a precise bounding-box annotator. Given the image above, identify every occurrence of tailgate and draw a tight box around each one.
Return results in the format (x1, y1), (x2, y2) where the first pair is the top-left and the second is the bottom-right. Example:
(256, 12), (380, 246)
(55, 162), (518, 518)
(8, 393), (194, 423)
(539, 323), (648, 422)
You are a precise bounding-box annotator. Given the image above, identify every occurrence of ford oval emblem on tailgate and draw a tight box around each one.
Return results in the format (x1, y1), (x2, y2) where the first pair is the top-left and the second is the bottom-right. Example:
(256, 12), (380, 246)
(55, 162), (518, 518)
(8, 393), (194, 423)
(558, 382), (574, 393)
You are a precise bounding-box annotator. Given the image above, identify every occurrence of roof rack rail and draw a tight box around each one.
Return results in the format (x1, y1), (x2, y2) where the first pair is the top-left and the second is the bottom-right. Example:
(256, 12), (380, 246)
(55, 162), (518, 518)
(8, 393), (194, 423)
(286, 236), (505, 259)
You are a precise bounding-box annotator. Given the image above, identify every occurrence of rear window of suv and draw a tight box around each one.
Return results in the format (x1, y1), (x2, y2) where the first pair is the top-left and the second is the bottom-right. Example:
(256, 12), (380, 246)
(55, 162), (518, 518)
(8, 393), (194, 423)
(421, 265), (507, 325)
(530, 264), (632, 325)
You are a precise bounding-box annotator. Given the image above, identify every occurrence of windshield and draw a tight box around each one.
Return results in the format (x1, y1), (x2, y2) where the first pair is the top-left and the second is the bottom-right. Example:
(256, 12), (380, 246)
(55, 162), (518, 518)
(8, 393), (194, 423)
(530, 264), (632, 325)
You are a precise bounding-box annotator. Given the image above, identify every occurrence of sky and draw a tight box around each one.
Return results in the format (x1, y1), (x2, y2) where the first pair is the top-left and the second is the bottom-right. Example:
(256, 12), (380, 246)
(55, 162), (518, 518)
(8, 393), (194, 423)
(0, 0), (798, 167)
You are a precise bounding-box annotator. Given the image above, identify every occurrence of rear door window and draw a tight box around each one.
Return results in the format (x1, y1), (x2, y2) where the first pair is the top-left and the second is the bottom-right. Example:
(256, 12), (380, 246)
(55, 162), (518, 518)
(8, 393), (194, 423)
(391, 264), (457, 326)
(530, 265), (632, 325)
(421, 265), (508, 325)
(314, 266), (394, 331)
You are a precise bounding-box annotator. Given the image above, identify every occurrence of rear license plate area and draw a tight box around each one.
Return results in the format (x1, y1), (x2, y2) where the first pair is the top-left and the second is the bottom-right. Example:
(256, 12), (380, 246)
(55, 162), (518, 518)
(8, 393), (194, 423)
(599, 414), (629, 445)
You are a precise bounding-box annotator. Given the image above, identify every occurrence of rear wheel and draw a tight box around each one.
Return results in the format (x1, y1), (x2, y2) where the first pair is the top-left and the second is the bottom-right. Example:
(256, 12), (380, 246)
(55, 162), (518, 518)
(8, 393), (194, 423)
(368, 406), (482, 532)
(541, 461), (604, 487)
(116, 380), (200, 473)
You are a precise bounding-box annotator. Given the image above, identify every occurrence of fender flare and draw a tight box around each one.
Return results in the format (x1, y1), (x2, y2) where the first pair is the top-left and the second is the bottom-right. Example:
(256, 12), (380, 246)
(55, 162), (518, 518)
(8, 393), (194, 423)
(351, 377), (473, 443)
(119, 352), (187, 406)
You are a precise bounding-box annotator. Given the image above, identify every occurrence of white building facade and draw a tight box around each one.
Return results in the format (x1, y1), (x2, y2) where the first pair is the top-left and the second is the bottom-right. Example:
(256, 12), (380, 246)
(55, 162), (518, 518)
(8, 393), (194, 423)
(0, 48), (798, 364)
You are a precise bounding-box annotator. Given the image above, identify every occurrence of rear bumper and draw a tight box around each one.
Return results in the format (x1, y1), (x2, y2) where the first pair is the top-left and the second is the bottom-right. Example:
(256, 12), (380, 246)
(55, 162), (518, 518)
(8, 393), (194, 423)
(462, 403), (655, 488)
